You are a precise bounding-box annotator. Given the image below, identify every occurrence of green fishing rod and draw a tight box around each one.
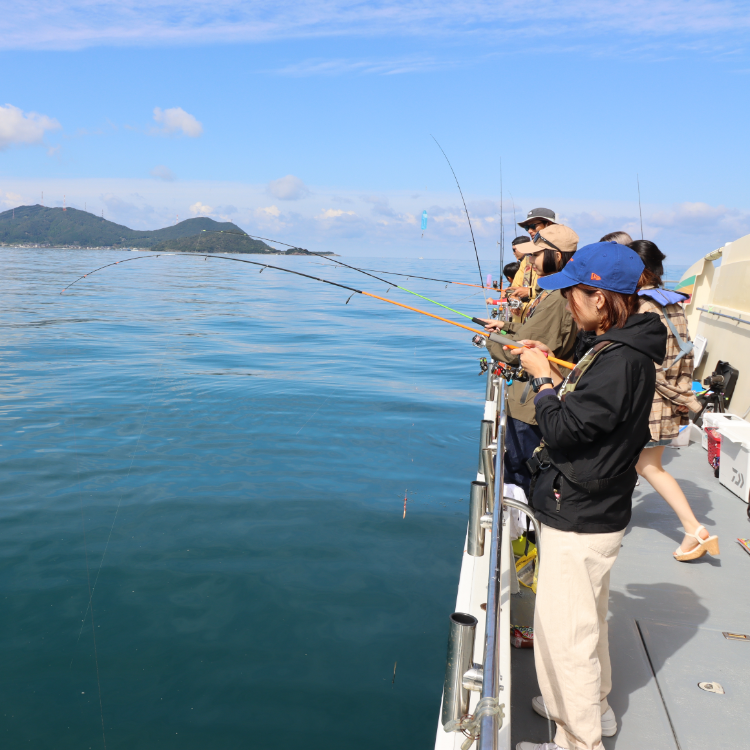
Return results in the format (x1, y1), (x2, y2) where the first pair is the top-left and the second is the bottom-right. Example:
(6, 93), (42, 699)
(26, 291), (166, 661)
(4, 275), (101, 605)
(199, 229), (490, 328)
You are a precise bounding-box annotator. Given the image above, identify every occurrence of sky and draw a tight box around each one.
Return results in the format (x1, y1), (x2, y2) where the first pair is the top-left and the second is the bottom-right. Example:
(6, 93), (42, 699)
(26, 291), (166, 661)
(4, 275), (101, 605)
(2, 0), (750, 262)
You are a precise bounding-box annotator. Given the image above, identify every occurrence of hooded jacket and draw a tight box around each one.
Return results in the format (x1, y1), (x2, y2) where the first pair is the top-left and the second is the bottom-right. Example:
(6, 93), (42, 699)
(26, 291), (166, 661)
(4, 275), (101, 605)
(530, 312), (667, 533)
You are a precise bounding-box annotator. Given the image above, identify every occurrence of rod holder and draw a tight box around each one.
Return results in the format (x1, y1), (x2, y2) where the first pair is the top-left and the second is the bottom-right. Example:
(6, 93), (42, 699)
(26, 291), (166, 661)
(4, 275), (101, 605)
(442, 612), (478, 726)
(478, 420), (494, 474)
(468, 481), (488, 557)
(481, 448), (495, 512)
(485, 368), (495, 402)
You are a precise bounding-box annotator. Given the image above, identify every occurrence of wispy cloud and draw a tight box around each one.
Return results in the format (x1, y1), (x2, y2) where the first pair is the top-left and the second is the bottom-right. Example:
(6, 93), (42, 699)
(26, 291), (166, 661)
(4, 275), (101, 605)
(267, 175), (310, 200)
(273, 55), (450, 77)
(4, 1), (750, 51)
(150, 164), (176, 181)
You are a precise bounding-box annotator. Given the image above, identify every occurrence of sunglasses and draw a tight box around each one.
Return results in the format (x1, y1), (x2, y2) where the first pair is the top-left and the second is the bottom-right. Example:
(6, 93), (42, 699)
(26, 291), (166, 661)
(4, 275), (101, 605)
(532, 231), (563, 254)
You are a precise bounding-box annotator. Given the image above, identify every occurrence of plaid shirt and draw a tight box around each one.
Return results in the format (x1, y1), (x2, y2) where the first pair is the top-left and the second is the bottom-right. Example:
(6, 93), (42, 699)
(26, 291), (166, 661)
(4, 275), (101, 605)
(638, 292), (702, 442)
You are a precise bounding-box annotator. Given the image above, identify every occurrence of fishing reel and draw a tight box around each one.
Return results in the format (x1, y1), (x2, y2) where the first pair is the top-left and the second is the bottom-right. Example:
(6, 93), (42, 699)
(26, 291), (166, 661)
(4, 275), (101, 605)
(472, 333), (487, 349)
(490, 307), (499, 319)
(477, 357), (489, 376)
(495, 362), (529, 384)
(508, 297), (524, 310)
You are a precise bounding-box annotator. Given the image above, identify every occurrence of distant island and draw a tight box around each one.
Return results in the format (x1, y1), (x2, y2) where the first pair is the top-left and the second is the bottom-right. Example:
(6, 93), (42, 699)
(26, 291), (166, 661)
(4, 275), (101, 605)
(0, 205), (334, 255)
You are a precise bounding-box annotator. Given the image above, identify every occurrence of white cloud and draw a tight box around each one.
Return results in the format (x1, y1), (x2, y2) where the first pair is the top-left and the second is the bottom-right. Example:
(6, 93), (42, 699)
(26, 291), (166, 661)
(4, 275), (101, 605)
(267, 175), (310, 201)
(3, 2), (750, 51)
(317, 208), (356, 219)
(189, 201), (213, 215)
(0, 104), (61, 150)
(153, 107), (203, 138)
(2, 176), (747, 261)
(150, 165), (176, 181)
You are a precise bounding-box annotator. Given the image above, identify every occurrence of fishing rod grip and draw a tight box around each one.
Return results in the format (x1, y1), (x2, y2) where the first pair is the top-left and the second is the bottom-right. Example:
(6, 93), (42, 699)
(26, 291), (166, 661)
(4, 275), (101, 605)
(471, 317), (490, 327)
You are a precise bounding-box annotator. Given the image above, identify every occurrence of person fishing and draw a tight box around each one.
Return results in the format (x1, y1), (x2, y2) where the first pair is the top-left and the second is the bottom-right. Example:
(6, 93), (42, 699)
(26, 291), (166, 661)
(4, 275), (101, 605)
(503, 261), (521, 286)
(484, 261), (522, 307)
(513, 241), (667, 750)
(630, 239), (719, 561)
(572, 231), (636, 361)
(481, 225), (579, 496)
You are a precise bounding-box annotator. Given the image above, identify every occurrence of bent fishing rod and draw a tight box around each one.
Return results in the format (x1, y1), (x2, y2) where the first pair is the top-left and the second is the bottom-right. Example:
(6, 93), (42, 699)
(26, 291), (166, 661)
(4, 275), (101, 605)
(354, 266), (497, 290)
(60, 251), (575, 370)
(198, 229), (495, 328)
(431, 135), (485, 293)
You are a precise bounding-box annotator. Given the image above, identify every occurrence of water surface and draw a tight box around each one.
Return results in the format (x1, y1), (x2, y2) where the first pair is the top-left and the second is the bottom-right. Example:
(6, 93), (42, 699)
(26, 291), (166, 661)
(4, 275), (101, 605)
(0, 248), (492, 749)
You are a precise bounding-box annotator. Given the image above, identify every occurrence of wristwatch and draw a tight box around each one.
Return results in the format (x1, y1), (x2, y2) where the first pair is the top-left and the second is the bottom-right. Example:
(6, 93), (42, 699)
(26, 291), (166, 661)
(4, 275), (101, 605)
(531, 377), (554, 393)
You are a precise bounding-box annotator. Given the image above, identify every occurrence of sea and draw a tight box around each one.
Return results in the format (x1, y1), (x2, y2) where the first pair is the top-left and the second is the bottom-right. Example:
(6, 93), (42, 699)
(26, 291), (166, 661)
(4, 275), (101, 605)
(0, 248), (690, 749)
(1, 248), (494, 750)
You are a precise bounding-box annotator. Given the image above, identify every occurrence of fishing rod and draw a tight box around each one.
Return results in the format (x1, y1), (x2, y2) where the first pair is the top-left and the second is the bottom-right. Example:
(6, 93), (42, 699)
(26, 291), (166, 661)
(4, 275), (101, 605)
(198, 229), (492, 326)
(356, 267), (495, 290)
(60, 253), (164, 292)
(61, 251), (576, 369)
(431, 136), (485, 294)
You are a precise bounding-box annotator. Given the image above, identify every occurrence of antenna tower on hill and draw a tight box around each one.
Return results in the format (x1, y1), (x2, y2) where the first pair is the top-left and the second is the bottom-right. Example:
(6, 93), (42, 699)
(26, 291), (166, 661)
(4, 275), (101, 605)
(63, 195), (67, 211)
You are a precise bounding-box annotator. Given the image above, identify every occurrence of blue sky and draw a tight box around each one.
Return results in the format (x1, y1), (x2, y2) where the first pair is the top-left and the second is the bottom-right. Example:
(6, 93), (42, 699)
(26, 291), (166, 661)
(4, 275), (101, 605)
(2, 1), (750, 262)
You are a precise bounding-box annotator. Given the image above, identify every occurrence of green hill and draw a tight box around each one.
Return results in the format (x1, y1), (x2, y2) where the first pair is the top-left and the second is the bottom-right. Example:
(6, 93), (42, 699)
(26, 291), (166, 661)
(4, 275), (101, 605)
(151, 232), (335, 255)
(152, 232), (274, 254)
(0, 205), (247, 248)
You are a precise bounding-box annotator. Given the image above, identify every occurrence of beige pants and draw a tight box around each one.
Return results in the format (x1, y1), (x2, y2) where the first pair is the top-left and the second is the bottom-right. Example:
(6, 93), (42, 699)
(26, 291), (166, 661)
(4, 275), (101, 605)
(534, 523), (625, 750)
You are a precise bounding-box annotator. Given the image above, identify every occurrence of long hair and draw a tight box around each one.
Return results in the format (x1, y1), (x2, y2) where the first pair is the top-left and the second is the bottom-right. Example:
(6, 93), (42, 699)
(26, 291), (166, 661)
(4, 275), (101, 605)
(563, 284), (639, 331)
(628, 239), (665, 288)
(542, 248), (575, 275)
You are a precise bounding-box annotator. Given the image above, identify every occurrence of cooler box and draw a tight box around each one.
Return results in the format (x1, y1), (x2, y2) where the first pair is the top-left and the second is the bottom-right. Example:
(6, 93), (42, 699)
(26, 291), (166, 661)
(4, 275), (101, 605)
(702, 413), (744, 450)
(718, 422), (750, 503)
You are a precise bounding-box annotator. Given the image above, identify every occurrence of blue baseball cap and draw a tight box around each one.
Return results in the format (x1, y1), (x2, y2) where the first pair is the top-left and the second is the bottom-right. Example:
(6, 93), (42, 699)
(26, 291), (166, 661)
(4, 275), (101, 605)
(536, 241), (645, 294)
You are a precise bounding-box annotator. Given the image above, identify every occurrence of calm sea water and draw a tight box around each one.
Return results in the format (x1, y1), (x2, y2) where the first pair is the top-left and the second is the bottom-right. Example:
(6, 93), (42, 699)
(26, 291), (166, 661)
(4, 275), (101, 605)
(0, 248), (495, 749)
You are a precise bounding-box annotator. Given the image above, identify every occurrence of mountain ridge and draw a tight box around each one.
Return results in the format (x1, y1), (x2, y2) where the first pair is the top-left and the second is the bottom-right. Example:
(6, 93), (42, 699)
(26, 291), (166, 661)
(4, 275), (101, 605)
(0, 205), (260, 250)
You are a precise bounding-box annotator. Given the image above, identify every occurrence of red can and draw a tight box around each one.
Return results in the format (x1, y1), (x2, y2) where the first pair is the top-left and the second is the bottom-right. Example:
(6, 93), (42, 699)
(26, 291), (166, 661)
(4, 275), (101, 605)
(706, 427), (721, 471)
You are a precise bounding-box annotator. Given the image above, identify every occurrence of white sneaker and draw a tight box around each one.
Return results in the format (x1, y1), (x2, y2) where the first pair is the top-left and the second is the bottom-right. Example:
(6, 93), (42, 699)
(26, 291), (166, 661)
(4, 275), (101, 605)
(515, 743), (565, 750)
(532, 695), (617, 736)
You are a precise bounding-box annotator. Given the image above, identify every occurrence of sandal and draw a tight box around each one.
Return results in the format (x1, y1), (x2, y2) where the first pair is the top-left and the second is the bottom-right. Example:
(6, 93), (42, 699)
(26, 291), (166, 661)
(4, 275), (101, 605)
(674, 524), (720, 561)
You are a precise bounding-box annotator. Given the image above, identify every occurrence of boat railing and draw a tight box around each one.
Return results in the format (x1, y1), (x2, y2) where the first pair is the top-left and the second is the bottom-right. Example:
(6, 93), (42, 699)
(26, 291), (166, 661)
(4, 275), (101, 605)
(441, 371), (542, 749)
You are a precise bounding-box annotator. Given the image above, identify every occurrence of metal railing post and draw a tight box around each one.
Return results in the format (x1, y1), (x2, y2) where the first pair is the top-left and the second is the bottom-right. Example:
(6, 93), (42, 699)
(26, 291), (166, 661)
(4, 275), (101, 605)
(477, 379), (507, 750)
(468, 481), (488, 556)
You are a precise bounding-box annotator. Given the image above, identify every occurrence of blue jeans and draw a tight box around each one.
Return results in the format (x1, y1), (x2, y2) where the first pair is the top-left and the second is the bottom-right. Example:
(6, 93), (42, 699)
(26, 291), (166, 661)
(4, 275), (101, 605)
(504, 417), (543, 496)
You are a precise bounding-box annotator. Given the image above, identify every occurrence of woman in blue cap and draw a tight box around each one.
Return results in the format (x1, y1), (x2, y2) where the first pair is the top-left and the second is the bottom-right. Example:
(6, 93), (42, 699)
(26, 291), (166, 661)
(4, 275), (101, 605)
(512, 242), (667, 750)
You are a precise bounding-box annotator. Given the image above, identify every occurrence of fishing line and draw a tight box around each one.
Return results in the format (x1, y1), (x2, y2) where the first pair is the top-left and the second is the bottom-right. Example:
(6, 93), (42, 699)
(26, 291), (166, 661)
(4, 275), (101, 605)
(198, 229), (489, 322)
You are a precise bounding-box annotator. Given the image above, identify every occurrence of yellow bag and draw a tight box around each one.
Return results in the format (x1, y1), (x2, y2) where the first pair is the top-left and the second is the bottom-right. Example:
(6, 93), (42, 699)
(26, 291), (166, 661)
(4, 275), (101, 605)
(515, 548), (538, 593)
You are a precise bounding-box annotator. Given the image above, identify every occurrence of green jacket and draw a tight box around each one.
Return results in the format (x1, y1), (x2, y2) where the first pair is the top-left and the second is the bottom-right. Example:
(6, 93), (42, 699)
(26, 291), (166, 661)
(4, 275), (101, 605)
(486, 290), (578, 425)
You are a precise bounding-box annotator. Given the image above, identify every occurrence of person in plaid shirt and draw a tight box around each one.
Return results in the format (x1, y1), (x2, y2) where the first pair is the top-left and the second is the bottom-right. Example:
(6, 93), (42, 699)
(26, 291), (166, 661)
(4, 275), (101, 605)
(630, 239), (720, 562)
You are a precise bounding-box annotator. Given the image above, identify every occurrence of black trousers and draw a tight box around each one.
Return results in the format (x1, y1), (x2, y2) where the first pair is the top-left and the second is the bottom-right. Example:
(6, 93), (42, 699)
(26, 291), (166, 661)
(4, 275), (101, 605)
(503, 416), (543, 496)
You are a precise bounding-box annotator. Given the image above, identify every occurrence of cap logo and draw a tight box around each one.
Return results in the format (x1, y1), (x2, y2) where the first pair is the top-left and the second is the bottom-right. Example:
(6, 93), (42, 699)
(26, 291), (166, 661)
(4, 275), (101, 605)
(591, 272), (602, 280)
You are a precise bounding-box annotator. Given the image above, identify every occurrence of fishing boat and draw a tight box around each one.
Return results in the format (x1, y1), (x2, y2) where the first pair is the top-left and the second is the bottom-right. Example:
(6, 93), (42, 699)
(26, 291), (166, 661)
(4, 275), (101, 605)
(434, 234), (750, 749)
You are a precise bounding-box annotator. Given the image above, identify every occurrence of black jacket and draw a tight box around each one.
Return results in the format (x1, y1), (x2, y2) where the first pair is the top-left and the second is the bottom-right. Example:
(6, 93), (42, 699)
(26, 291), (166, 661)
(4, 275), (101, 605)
(530, 313), (667, 533)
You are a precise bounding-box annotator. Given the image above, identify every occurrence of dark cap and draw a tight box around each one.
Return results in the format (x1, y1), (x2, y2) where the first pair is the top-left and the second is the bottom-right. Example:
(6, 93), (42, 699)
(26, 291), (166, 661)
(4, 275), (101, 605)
(511, 235), (531, 246)
(518, 207), (557, 228)
(537, 241), (644, 294)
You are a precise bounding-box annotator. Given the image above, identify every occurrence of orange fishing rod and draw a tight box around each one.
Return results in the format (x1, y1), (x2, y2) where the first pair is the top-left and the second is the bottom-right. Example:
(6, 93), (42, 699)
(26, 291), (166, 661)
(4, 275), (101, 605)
(362, 291), (573, 369)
